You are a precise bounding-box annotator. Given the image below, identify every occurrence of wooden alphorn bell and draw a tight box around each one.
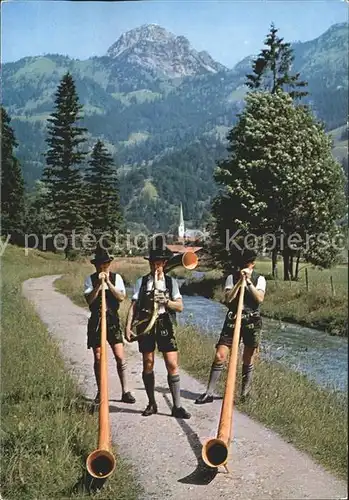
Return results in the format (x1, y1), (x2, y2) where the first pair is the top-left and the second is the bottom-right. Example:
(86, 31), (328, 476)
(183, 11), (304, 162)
(201, 277), (246, 469)
(86, 274), (116, 479)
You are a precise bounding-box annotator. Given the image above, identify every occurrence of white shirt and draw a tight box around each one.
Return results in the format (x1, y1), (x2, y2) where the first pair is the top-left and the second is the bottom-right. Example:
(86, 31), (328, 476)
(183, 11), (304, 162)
(84, 273), (126, 295)
(224, 273), (266, 293)
(132, 275), (182, 314)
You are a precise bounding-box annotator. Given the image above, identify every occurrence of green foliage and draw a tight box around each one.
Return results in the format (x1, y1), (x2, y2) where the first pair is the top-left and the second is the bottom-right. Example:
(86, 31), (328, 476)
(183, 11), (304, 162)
(246, 23), (308, 99)
(1, 107), (25, 239)
(84, 139), (123, 238)
(41, 72), (88, 248)
(212, 91), (347, 277)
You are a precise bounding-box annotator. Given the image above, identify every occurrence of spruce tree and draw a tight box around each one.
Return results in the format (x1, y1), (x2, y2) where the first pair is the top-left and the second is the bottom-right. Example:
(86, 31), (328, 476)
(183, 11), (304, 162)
(42, 72), (87, 253)
(1, 107), (25, 240)
(246, 23), (308, 99)
(85, 140), (123, 242)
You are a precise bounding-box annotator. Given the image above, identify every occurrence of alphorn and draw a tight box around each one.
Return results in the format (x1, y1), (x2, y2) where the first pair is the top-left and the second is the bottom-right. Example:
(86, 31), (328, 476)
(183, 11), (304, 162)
(131, 250), (199, 339)
(86, 275), (116, 479)
(201, 277), (246, 469)
(164, 250), (199, 273)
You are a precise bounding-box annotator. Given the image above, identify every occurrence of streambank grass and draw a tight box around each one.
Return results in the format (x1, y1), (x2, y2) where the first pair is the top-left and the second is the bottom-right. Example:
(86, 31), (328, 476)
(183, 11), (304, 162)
(56, 260), (348, 480)
(1, 245), (140, 500)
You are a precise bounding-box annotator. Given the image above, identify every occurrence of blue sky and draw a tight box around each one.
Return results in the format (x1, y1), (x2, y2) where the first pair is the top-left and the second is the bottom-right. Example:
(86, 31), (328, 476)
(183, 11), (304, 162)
(2, 1), (348, 67)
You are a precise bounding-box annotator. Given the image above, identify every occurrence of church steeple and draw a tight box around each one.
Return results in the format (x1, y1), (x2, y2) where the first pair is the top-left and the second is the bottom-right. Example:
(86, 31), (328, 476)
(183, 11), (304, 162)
(178, 203), (185, 240)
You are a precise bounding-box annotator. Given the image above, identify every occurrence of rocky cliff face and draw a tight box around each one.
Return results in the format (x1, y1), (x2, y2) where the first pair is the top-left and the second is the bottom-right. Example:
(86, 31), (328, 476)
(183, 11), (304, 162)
(106, 24), (227, 78)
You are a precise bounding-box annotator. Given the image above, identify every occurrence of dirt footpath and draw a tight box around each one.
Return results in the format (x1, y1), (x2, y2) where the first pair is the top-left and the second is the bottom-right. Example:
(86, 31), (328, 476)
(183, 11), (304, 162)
(23, 275), (347, 500)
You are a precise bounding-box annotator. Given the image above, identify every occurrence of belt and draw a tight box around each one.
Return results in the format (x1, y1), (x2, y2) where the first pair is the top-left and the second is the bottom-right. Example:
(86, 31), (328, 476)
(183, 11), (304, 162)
(241, 311), (260, 320)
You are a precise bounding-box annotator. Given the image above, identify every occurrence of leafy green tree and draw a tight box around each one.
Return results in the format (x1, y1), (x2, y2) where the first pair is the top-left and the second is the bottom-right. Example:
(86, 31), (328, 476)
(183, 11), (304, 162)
(212, 91), (346, 279)
(246, 23), (308, 99)
(84, 140), (123, 241)
(42, 72), (87, 254)
(1, 107), (25, 240)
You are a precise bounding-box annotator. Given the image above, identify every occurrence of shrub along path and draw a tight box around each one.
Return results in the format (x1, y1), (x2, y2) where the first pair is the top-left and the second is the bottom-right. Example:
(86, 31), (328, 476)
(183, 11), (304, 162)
(23, 275), (347, 500)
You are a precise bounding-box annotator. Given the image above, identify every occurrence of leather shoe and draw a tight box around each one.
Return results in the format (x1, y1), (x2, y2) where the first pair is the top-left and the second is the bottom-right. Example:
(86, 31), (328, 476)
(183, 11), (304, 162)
(195, 393), (214, 404)
(142, 403), (158, 416)
(171, 406), (191, 419)
(121, 391), (136, 404)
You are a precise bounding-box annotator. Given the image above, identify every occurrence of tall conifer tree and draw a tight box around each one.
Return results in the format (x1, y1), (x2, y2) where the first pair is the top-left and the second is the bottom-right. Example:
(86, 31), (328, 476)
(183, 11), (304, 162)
(246, 23), (308, 99)
(42, 72), (87, 252)
(85, 140), (123, 241)
(1, 107), (25, 239)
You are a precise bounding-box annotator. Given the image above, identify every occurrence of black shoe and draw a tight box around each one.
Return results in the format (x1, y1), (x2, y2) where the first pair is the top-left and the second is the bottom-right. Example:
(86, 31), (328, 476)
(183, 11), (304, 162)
(121, 391), (136, 404)
(142, 403), (158, 416)
(172, 406), (191, 419)
(195, 393), (214, 405)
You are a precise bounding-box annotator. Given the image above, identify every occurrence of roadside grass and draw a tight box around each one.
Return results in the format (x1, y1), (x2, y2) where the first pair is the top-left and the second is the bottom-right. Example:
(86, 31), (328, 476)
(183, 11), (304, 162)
(1, 245), (140, 500)
(56, 259), (348, 480)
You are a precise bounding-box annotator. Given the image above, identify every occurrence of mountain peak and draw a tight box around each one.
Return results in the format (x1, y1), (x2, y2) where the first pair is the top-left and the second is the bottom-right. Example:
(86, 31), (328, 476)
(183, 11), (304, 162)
(106, 24), (226, 78)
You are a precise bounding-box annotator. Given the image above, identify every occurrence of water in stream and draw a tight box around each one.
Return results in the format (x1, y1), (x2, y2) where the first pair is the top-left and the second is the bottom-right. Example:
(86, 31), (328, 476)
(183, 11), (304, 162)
(178, 292), (348, 393)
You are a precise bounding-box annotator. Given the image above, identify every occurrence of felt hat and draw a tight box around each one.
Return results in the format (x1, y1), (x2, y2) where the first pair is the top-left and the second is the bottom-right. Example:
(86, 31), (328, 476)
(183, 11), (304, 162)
(239, 248), (258, 267)
(91, 243), (114, 265)
(144, 235), (173, 261)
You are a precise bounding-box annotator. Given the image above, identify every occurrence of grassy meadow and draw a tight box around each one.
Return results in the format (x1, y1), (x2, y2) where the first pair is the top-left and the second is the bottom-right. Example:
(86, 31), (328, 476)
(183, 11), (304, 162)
(1, 245), (140, 500)
(55, 256), (348, 480)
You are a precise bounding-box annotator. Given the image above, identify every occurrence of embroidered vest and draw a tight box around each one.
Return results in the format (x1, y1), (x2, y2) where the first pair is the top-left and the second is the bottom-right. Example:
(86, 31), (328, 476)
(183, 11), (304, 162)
(136, 273), (177, 325)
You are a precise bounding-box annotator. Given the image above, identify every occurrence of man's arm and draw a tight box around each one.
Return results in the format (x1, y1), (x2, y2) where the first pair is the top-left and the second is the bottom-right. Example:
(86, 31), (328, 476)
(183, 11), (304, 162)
(246, 281), (265, 304)
(164, 277), (184, 312)
(242, 270), (265, 304)
(106, 274), (125, 302)
(125, 301), (137, 341)
(84, 276), (101, 306)
(225, 279), (242, 303)
(166, 297), (183, 313)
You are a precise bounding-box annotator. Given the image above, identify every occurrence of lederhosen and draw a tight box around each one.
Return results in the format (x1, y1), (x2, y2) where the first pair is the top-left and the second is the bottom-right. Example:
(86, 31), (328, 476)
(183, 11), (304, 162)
(135, 274), (178, 353)
(217, 270), (263, 349)
(87, 272), (123, 349)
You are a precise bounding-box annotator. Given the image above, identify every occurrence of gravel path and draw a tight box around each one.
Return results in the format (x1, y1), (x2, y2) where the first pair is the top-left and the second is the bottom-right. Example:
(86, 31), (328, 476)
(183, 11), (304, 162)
(23, 275), (347, 500)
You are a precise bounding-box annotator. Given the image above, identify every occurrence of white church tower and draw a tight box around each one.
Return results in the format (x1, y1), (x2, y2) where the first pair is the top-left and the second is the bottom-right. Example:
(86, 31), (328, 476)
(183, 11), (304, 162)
(178, 203), (185, 240)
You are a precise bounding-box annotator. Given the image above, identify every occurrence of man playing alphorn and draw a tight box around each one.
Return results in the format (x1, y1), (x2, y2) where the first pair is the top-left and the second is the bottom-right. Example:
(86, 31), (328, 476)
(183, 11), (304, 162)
(195, 248), (266, 404)
(125, 238), (191, 419)
(84, 243), (136, 405)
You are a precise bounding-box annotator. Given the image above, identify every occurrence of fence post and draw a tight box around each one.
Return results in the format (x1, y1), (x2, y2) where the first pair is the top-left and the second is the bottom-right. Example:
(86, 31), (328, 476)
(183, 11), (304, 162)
(305, 268), (309, 292)
(330, 275), (335, 297)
